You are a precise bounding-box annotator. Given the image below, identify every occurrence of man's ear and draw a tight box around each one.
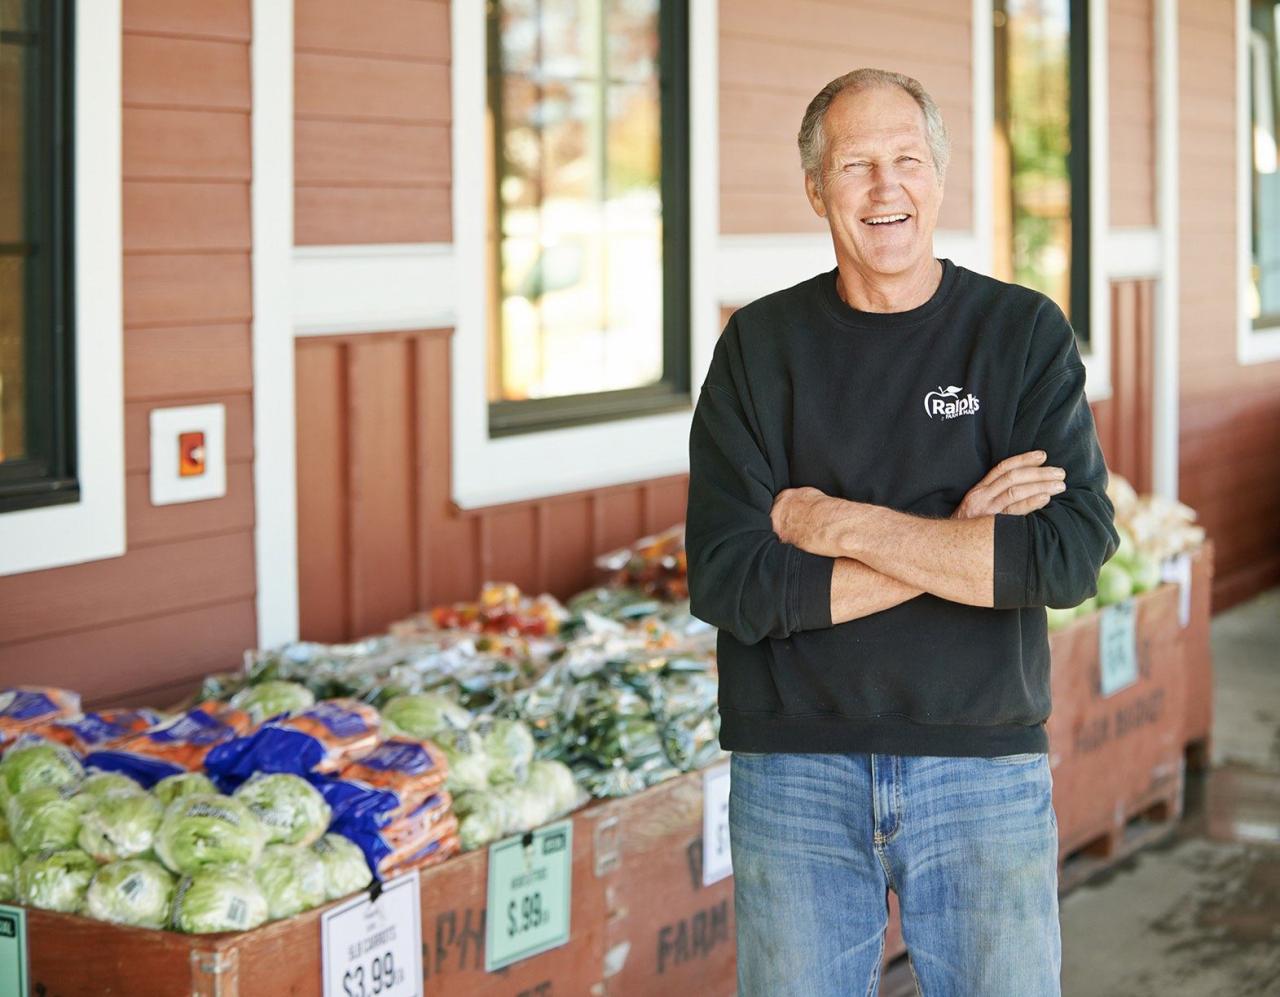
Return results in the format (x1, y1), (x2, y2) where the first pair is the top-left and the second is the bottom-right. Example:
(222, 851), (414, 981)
(804, 172), (827, 219)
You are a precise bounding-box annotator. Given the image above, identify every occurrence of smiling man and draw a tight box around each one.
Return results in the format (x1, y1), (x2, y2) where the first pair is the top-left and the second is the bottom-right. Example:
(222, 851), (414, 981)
(684, 69), (1117, 995)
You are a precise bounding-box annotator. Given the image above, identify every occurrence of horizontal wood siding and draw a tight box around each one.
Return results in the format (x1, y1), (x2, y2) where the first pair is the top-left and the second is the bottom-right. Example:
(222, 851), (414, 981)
(295, 330), (690, 642)
(294, 0), (451, 245)
(1109, 0), (1157, 228)
(0, 0), (258, 706)
(1177, 0), (1280, 609)
(719, 0), (972, 235)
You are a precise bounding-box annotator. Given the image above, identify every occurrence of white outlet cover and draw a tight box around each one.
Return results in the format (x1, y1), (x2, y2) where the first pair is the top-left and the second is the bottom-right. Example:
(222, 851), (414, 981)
(149, 403), (226, 506)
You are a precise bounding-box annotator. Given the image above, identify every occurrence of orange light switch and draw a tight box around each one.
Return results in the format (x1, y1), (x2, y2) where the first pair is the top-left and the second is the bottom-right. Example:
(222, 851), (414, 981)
(178, 431), (206, 477)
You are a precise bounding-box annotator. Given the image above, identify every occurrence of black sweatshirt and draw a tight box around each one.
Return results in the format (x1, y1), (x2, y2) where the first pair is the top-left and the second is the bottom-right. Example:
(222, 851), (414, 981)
(685, 258), (1118, 757)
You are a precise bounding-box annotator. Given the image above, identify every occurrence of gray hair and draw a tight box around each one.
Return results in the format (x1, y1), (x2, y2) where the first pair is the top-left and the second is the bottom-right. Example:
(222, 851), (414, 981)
(798, 68), (950, 190)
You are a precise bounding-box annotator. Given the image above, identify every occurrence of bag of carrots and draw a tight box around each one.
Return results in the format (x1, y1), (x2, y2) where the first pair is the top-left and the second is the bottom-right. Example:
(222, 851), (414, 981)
(338, 738), (448, 821)
(84, 701), (252, 788)
(35, 707), (167, 754)
(0, 687), (82, 745)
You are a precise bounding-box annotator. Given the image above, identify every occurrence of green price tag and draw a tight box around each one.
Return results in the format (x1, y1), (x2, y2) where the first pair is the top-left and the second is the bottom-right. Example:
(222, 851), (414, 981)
(1099, 599), (1138, 697)
(0, 904), (28, 997)
(485, 820), (572, 972)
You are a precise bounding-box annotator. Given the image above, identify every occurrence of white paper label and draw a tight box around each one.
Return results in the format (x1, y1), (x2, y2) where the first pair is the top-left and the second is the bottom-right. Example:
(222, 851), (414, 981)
(702, 762), (732, 886)
(322, 871), (422, 997)
(1161, 552), (1193, 628)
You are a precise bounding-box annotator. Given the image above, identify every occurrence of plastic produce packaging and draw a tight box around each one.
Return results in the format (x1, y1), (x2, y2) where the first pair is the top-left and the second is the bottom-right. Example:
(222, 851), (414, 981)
(84, 858), (176, 928)
(7, 786), (82, 854)
(0, 688), (81, 744)
(170, 865), (269, 933)
(16, 848), (96, 912)
(380, 693), (471, 740)
(73, 771), (145, 803)
(476, 717), (534, 787)
(228, 680), (316, 724)
(205, 699), (382, 782)
(339, 737), (448, 819)
(152, 771), (218, 806)
(0, 734), (85, 801)
(311, 832), (372, 900)
(0, 841), (18, 900)
(37, 708), (165, 755)
(253, 843), (328, 920)
(232, 773), (331, 847)
(155, 793), (266, 874)
(85, 702), (253, 787)
(77, 790), (164, 863)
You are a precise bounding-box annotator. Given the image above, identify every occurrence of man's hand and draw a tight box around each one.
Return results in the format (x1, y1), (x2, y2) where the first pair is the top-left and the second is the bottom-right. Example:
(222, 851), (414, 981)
(951, 450), (1065, 520)
(770, 486), (843, 555)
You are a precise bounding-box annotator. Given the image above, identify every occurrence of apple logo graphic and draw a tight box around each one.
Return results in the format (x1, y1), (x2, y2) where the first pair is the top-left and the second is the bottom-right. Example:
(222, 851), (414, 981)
(924, 385), (963, 418)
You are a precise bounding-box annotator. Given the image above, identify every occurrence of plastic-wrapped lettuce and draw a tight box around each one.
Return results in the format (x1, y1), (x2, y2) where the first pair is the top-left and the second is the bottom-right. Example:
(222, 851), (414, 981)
(453, 792), (516, 851)
(381, 693), (471, 739)
(310, 833), (371, 900)
(152, 771), (218, 807)
(155, 794), (265, 874)
(0, 810), (8, 841)
(434, 728), (491, 795)
(232, 773), (331, 847)
(171, 865), (269, 933)
(74, 771), (145, 804)
(7, 786), (81, 854)
(0, 841), (18, 900)
(16, 848), (96, 912)
(84, 858), (175, 928)
(254, 844), (327, 920)
(503, 786), (553, 831)
(229, 680), (317, 724)
(476, 717), (534, 787)
(0, 736), (84, 799)
(78, 790), (164, 863)
(525, 760), (584, 817)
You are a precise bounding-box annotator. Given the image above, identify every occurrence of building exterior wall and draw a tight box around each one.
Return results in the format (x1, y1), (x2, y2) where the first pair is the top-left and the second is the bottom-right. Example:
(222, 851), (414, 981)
(1110, 0), (1157, 228)
(0, 0), (259, 706)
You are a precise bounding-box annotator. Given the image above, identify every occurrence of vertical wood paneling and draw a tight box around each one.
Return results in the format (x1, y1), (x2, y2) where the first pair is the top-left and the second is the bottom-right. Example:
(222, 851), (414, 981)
(1098, 279), (1156, 495)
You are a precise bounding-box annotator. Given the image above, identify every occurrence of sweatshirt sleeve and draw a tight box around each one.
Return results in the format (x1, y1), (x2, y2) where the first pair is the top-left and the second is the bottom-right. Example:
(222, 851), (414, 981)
(685, 377), (836, 645)
(992, 340), (1120, 610)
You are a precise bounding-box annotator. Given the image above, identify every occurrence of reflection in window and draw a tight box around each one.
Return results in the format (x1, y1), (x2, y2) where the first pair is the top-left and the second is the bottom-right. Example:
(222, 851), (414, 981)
(993, 0), (1090, 341)
(1251, 0), (1280, 328)
(488, 0), (681, 418)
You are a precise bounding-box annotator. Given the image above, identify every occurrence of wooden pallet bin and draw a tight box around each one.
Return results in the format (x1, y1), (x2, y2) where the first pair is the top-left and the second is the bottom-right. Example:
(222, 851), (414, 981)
(1180, 543), (1215, 768)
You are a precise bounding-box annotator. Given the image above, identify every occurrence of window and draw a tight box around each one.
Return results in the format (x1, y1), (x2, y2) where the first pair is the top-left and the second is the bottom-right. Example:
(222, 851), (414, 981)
(993, 0), (1090, 343)
(1250, 0), (1280, 329)
(485, 0), (689, 437)
(0, 0), (76, 514)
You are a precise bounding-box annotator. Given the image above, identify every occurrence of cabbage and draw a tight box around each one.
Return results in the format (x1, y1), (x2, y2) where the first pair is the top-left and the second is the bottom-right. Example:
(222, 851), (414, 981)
(254, 844), (327, 920)
(155, 794), (265, 874)
(1045, 605), (1077, 631)
(171, 865), (269, 933)
(310, 833), (372, 899)
(0, 841), (18, 900)
(232, 773), (331, 847)
(85, 858), (175, 928)
(525, 760), (583, 816)
(477, 718), (534, 787)
(230, 680), (316, 724)
(454, 792), (515, 851)
(7, 786), (81, 854)
(78, 791), (164, 863)
(434, 728), (491, 794)
(1097, 562), (1134, 606)
(75, 771), (145, 804)
(0, 737), (84, 798)
(16, 848), (96, 912)
(381, 693), (471, 739)
(152, 771), (218, 807)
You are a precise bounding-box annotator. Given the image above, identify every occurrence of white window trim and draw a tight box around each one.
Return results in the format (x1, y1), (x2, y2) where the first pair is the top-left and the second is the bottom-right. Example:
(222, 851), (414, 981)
(0, 0), (125, 578)
(1084, 0), (1113, 400)
(1237, 0), (1280, 364)
(1153, 0), (1180, 500)
(448, 1), (719, 509)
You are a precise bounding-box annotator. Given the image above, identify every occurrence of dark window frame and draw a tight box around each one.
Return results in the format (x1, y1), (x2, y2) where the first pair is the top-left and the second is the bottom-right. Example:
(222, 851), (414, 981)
(0, 0), (78, 514)
(485, 0), (691, 439)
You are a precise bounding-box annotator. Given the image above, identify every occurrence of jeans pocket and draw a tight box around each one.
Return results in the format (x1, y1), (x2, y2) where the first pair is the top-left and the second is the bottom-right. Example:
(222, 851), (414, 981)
(987, 751), (1044, 765)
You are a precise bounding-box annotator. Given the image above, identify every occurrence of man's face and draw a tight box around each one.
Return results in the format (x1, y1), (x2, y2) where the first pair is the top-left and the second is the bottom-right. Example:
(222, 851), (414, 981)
(804, 85), (944, 278)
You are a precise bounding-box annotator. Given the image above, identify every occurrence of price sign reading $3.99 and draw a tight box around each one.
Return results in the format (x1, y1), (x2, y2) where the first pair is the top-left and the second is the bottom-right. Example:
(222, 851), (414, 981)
(322, 870), (423, 997)
(486, 820), (573, 972)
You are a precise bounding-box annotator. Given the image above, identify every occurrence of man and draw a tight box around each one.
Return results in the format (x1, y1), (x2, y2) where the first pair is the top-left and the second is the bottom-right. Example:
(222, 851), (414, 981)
(684, 69), (1117, 996)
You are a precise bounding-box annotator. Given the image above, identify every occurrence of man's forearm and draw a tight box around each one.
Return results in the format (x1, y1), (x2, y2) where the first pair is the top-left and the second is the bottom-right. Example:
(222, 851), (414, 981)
(831, 501), (995, 607)
(830, 557), (923, 623)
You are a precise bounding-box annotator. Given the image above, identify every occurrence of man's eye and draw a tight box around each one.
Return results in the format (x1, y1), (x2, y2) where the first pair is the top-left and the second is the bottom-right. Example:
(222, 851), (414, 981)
(899, 157), (920, 165)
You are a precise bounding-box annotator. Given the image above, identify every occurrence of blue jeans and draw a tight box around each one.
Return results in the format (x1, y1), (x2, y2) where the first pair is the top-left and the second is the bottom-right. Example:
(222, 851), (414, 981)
(729, 751), (1061, 996)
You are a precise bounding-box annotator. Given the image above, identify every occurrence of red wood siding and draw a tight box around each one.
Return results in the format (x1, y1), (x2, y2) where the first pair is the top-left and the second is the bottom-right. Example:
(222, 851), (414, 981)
(295, 330), (689, 642)
(1092, 280), (1156, 494)
(294, 0), (451, 245)
(1109, 0), (1157, 228)
(1177, 0), (1280, 609)
(719, 0), (973, 235)
(0, 0), (258, 706)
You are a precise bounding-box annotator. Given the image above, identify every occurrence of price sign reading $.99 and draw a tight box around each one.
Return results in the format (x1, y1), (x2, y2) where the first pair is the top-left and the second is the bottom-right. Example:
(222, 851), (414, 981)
(321, 870), (423, 997)
(486, 820), (573, 972)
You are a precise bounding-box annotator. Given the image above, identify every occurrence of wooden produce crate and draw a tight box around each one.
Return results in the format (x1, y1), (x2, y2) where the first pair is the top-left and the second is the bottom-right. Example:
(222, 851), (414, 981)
(1045, 579), (1188, 892)
(1179, 543), (1214, 770)
(22, 805), (607, 996)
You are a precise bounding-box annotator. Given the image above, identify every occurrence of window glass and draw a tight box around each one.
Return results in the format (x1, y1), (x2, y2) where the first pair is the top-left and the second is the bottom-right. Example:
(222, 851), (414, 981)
(1250, 0), (1280, 328)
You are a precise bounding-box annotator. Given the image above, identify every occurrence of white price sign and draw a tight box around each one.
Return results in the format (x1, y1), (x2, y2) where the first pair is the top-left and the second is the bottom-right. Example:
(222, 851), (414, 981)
(321, 871), (423, 997)
(702, 762), (732, 886)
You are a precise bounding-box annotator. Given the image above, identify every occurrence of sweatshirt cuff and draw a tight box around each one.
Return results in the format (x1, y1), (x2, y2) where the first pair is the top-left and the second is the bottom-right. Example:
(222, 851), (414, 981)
(790, 548), (836, 632)
(993, 513), (1029, 610)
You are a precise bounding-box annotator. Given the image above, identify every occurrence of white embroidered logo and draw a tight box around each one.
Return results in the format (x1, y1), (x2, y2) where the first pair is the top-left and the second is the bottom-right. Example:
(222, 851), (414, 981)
(924, 385), (981, 420)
